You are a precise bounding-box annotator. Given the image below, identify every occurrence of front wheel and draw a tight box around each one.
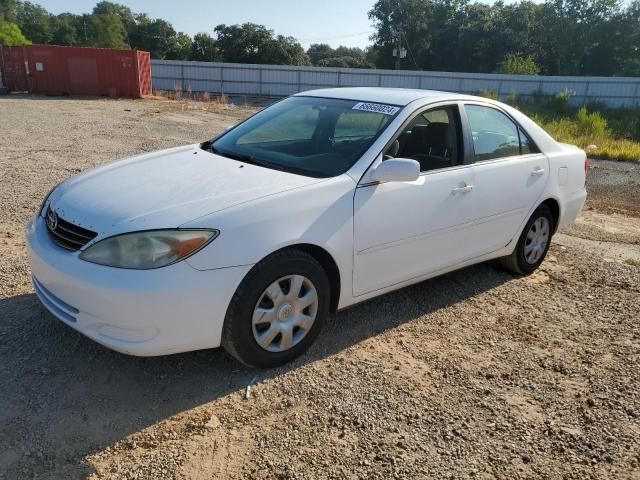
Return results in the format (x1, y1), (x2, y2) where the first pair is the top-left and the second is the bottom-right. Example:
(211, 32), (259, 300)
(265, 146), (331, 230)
(499, 204), (554, 275)
(222, 249), (330, 368)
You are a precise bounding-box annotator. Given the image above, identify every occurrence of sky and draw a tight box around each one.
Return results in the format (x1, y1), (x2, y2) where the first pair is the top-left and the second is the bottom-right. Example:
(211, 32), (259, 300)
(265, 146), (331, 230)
(33, 0), (378, 49)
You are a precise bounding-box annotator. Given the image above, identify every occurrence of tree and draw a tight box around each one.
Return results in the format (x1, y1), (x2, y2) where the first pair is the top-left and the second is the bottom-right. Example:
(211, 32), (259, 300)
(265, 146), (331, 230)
(0, 0), (17, 22)
(93, 1), (135, 44)
(307, 43), (334, 65)
(51, 13), (80, 45)
(215, 23), (309, 65)
(166, 31), (192, 60)
(0, 17), (30, 45)
(307, 44), (371, 68)
(497, 53), (540, 74)
(191, 32), (218, 61)
(130, 15), (179, 58)
(14, 0), (52, 44)
(87, 12), (127, 48)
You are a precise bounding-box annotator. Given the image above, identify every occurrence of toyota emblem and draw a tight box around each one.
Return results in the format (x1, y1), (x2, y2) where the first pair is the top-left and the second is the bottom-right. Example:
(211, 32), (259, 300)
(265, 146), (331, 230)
(47, 209), (58, 232)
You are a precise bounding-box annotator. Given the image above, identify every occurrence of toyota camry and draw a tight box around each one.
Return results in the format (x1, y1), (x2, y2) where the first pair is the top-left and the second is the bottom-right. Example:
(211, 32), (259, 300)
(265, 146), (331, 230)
(27, 87), (587, 367)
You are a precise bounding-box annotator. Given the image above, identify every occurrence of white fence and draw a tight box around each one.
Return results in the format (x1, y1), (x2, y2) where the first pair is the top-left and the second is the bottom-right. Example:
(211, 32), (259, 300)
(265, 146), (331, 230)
(151, 60), (640, 108)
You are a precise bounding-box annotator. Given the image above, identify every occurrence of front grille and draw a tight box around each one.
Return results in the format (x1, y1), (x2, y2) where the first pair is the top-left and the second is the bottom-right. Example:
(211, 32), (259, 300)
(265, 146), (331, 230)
(46, 207), (98, 251)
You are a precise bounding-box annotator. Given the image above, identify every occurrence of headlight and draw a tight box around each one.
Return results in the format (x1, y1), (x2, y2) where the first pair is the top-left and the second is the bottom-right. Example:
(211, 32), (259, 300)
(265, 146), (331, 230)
(79, 229), (219, 269)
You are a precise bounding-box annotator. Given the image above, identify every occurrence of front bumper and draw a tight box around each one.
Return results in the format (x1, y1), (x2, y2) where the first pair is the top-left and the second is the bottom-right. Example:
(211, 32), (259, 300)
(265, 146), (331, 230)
(26, 215), (252, 356)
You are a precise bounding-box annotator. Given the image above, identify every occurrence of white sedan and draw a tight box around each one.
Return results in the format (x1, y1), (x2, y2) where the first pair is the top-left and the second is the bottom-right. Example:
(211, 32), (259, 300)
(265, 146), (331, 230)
(27, 88), (587, 367)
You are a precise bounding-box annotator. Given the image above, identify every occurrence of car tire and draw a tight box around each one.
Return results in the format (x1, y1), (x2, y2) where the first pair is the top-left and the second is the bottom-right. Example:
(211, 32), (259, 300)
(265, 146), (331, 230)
(222, 249), (331, 368)
(499, 204), (554, 275)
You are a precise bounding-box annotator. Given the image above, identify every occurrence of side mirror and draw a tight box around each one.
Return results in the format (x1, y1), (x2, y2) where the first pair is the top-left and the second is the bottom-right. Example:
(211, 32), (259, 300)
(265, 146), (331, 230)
(369, 158), (420, 184)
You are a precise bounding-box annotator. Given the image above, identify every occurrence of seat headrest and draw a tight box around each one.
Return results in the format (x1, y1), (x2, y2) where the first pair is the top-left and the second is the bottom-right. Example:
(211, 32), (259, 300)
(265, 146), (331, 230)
(425, 122), (450, 148)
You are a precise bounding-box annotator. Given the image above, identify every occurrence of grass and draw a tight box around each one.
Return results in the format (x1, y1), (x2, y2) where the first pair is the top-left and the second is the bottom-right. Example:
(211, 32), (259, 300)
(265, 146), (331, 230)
(624, 258), (640, 267)
(153, 87), (230, 107)
(479, 89), (640, 162)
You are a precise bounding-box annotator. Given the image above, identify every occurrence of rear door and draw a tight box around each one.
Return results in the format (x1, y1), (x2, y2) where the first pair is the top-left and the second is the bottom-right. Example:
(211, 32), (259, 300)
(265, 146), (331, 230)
(463, 103), (549, 257)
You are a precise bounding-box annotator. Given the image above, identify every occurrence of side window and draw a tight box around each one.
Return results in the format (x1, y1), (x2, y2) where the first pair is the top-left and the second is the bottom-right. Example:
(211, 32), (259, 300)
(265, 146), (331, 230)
(384, 106), (461, 172)
(237, 104), (319, 144)
(465, 105), (521, 161)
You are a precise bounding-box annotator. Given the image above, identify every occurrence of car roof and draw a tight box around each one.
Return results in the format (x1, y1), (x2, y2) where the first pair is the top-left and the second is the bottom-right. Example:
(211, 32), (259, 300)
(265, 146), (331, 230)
(295, 87), (478, 106)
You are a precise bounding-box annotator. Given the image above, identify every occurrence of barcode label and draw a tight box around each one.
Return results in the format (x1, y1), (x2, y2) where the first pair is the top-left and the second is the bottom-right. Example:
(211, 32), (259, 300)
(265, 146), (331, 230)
(352, 102), (401, 116)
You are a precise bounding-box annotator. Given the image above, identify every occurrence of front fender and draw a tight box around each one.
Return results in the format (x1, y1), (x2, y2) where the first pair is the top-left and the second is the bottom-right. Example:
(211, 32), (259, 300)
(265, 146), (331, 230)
(183, 175), (356, 307)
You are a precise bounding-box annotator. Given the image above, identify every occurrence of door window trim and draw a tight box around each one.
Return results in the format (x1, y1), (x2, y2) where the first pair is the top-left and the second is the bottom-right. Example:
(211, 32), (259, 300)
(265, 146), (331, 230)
(459, 102), (541, 164)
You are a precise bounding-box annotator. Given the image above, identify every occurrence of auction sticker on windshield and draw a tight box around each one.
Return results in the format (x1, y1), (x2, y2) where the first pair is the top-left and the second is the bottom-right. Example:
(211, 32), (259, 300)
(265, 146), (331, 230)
(352, 102), (401, 116)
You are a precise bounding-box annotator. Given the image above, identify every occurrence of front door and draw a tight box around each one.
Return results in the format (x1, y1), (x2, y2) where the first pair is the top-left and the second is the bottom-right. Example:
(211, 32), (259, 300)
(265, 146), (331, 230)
(352, 104), (475, 296)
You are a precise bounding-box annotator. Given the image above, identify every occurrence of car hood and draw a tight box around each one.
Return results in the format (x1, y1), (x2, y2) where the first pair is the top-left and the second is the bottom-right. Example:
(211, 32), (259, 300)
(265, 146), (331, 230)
(48, 144), (323, 235)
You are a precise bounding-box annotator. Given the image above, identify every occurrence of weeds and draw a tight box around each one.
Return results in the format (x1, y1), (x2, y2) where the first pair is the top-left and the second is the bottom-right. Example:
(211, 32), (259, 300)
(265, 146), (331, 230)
(576, 107), (607, 137)
(478, 89), (499, 100)
(550, 89), (572, 114)
(624, 258), (640, 266)
(514, 91), (639, 162)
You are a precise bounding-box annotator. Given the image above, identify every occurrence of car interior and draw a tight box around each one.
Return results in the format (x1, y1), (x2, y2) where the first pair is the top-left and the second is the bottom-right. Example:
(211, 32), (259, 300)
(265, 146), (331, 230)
(383, 107), (461, 171)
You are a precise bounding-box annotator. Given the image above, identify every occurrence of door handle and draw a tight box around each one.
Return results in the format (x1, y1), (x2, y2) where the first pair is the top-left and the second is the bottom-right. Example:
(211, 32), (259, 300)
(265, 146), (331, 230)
(531, 168), (546, 176)
(452, 185), (473, 194)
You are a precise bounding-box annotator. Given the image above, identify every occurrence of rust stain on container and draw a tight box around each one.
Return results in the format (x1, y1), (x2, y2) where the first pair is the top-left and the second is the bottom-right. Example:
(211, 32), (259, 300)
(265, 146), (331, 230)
(0, 45), (151, 98)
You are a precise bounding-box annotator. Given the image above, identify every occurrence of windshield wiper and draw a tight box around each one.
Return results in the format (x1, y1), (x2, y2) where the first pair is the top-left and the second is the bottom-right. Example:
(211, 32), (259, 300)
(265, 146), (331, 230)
(206, 143), (314, 176)
(207, 144), (260, 165)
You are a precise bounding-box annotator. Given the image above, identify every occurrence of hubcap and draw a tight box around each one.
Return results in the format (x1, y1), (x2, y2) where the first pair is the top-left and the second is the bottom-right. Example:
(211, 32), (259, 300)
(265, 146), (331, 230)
(524, 217), (550, 265)
(252, 275), (319, 353)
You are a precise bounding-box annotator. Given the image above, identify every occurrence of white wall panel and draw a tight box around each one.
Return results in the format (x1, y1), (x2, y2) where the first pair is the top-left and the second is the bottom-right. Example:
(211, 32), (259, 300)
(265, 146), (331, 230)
(151, 60), (640, 108)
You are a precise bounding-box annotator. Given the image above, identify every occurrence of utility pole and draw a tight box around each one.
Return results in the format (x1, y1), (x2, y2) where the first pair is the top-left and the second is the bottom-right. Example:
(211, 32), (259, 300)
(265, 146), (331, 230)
(392, 30), (406, 70)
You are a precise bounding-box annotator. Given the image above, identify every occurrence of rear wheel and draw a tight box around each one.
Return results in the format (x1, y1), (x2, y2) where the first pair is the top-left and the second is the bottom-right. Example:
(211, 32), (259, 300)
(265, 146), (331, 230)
(499, 204), (554, 275)
(222, 249), (330, 368)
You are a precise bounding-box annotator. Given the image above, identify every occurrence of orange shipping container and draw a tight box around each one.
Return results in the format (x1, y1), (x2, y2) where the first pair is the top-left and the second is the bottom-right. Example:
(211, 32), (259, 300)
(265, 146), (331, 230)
(0, 45), (151, 98)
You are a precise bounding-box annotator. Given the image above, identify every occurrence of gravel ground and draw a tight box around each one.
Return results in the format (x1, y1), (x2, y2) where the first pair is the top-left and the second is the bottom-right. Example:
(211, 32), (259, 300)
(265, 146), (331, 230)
(1, 95), (639, 480)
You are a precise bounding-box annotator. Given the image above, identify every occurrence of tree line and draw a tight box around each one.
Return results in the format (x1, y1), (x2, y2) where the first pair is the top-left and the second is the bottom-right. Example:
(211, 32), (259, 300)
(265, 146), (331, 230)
(1, 0), (639, 76)
(0, 0), (369, 67)
(368, 0), (640, 76)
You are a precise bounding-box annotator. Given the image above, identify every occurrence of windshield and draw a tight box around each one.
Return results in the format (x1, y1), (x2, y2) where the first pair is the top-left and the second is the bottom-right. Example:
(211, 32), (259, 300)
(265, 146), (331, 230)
(209, 96), (401, 178)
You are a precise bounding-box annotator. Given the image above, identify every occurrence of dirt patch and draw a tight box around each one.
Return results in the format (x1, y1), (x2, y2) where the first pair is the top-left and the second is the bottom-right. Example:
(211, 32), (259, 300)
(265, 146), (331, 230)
(586, 159), (640, 216)
(1, 95), (639, 480)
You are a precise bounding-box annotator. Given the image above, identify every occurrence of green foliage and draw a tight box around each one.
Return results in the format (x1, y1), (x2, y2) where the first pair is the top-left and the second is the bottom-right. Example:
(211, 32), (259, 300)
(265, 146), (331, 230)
(51, 14), (79, 45)
(0, 0), (18, 22)
(214, 23), (309, 66)
(3, 0), (640, 77)
(510, 94), (640, 162)
(14, 0), (51, 43)
(87, 12), (126, 48)
(551, 89), (572, 114)
(576, 107), (608, 137)
(191, 32), (218, 62)
(478, 89), (499, 100)
(497, 54), (540, 75)
(368, 0), (640, 76)
(307, 44), (372, 68)
(0, 17), (30, 45)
